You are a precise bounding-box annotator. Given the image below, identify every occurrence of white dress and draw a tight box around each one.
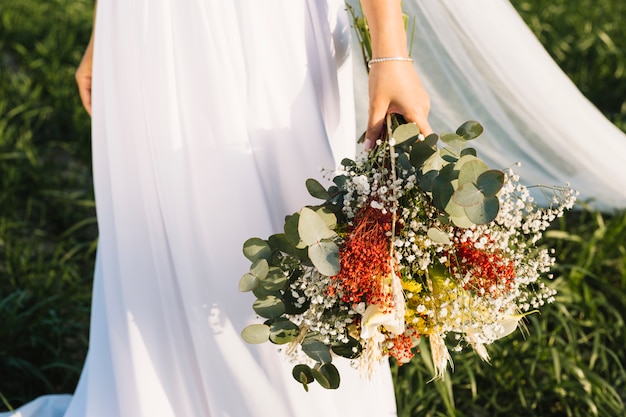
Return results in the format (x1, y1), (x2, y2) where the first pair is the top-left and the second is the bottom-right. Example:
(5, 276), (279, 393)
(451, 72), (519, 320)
(2, 1), (397, 416)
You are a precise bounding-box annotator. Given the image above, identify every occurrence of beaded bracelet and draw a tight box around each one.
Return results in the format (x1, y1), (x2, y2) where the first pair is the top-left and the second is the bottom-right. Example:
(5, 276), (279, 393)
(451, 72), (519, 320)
(367, 56), (414, 69)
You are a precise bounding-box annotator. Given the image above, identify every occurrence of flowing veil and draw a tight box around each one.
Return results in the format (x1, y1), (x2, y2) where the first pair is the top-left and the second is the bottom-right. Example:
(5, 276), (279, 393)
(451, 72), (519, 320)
(351, 0), (626, 212)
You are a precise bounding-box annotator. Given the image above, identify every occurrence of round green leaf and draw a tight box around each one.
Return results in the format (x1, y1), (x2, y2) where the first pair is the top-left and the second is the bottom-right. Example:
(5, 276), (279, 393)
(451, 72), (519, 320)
(243, 238), (271, 262)
(238, 273), (258, 292)
(392, 122), (421, 146)
(252, 296), (286, 319)
(308, 240), (340, 277)
(450, 214), (475, 228)
(269, 319), (300, 344)
(432, 175), (455, 212)
(460, 147), (477, 157)
(410, 141), (437, 169)
(258, 267), (288, 292)
(444, 198), (466, 218)
(456, 120), (484, 140)
(454, 154), (479, 171)
(427, 227), (451, 245)
(306, 178), (330, 200)
(302, 339), (332, 364)
(298, 207), (336, 246)
(284, 213), (305, 248)
(452, 182), (485, 207)
(312, 363), (340, 389)
(477, 169), (505, 197)
(440, 146), (460, 162)
(441, 132), (467, 149)
(249, 258), (269, 280)
(241, 324), (270, 344)
(331, 337), (362, 359)
(292, 364), (315, 391)
(315, 207), (337, 230)
(464, 195), (500, 225)
(458, 159), (489, 186)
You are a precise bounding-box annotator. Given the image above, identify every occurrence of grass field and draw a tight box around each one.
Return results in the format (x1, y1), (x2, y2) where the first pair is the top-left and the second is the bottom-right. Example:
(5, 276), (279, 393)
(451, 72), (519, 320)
(0, 0), (625, 415)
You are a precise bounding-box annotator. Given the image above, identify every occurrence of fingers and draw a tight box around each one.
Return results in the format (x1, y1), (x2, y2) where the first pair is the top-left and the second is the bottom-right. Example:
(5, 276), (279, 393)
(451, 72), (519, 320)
(76, 76), (92, 116)
(365, 105), (387, 150)
(366, 106), (432, 150)
(402, 107), (433, 137)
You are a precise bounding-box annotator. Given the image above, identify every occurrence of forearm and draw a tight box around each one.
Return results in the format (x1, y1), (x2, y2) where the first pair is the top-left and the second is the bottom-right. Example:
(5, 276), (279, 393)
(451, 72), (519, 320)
(359, 0), (408, 58)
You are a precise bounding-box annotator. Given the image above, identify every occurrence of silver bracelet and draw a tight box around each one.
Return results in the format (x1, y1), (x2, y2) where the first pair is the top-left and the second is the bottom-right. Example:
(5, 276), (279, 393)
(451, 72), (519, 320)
(367, 56), (414, 69)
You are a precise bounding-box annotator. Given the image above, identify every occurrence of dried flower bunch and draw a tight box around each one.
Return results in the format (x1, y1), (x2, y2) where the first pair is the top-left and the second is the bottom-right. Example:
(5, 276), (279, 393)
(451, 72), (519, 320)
(240, 115), (577, 390)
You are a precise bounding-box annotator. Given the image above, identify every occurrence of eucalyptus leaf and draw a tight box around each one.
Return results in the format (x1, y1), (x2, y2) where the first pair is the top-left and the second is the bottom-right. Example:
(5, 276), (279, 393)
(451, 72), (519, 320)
(252, 285), (281, 300)
(424, 133), (439, 147)
(441, 132), (467, 149)
(392, 122), (421, 146)
(427, 227), (452, 245)
(432, 174), (455, 212)
(292, 364), (314, 391)
(444, 197), (466, 218)
(460, 147), (477, 157)
(331, 337), (363, 359)
(456, 120), (484, 140)
(308, 240), (340, 277)
(302, 339), (332, 364)
(252, 296), (286, 319)
(249, 259), (269, 280)
(312, 364), (340, 389)
(396, 152), (413, 173)
(452, 182), (485, 207)
(340, 158), (356, 167)
(441, 146), (460, 162)
(454, 154), (479, 171)
(477, 169), (505, 197)
(306, 178), (330, 200)
(333, 174), (347, 188)
(298, 207), (336, 246)
(241, 324), (270, 344)
(258, 267), (288, 292)
(421, 150), (444, 174)
(450, 214), (475, 228)
(242, 238), (271, 262)
(284, 213), (302, 247)
(269, 319), (300, 344)
(410, 141), (437, 169)
(458, 159), (489, 186)
(238, 273), (258, 292)
(315, 207), (338, 230)
(464, 195), (500, 224)
(268, 233), (306, 259)
(419, 170), (438, 192)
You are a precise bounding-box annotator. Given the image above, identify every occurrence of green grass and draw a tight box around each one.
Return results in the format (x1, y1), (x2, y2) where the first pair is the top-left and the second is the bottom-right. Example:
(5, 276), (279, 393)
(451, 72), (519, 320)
(0, 0), (96, 408)
(0, 0), (625, 415)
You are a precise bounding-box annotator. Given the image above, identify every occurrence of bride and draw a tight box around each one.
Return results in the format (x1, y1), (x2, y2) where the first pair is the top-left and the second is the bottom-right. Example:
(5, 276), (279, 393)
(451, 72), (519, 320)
(3, 1), (429, 416)
(6, 0), (626, 416)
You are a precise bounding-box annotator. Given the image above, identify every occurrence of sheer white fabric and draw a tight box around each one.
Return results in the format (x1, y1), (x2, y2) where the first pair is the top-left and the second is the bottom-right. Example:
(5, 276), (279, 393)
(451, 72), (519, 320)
(7, 1), (626, 416)
(2, 1), (396, 417)
(351, 0), (626, 211)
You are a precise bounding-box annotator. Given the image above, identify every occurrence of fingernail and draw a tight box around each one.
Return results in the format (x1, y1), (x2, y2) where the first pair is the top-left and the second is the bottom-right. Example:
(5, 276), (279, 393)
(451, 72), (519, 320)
(364, 138), (373, 150)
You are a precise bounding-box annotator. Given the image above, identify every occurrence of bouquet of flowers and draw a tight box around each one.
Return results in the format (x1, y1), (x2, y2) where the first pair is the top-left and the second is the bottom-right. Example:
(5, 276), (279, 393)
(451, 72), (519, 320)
(239, 115), (577, 390)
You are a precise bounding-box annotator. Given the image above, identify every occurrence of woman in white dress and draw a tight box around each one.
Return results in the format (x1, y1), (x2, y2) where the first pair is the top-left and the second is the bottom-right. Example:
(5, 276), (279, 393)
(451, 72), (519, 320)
(3, 1), (430, 416)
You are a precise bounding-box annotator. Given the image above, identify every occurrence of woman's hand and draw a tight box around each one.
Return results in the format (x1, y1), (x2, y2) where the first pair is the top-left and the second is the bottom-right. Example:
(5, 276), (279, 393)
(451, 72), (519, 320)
(360, 0), (432, 149)
(76, 38), (94, 116)
(365, 61), (432, 148)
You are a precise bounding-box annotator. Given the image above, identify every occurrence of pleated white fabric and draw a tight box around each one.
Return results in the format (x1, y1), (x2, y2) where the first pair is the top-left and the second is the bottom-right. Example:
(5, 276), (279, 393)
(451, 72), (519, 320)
(3, 1), (397, 417)
(8, 1), (626, 416)
(351, 0), (626, 211)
